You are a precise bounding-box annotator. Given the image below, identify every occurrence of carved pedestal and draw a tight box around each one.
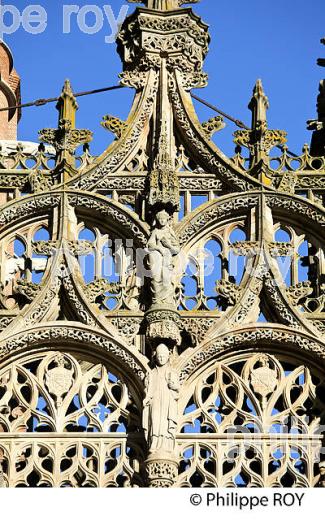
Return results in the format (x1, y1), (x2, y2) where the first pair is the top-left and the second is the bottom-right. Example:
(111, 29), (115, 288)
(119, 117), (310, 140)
(146, 454), (178, 488)
(145, 307), (182, 346)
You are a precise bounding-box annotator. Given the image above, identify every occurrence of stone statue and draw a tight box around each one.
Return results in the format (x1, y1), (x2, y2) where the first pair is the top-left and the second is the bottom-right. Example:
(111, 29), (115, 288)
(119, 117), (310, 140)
(147, 209), (180, 306)
(128, 1), (199, 11)
(143, 343), (180, 454)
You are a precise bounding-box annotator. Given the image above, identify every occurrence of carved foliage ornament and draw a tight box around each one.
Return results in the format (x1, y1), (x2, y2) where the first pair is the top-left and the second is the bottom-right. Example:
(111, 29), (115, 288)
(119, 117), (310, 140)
(118, 7), (209, 75)
(179, 328), (325, 382)
(0, 326), (147, 382)
(1, 0), (325, 491)
(39, 120), (93, 155)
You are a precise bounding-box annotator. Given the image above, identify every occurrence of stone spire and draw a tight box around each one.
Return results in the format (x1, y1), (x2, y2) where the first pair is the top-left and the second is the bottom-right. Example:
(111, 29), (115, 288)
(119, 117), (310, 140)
(249, 79), (269, 134)
(234, 79), (287, 183)
(118, 0), (209, 212)
(0, 42), (21, 140)
(56, 79), (78, 129)
(308, 80), (325, 157)
(147, 57), (179, 213)
(127, 0), (199, 10)
(38, 80), (93, 181)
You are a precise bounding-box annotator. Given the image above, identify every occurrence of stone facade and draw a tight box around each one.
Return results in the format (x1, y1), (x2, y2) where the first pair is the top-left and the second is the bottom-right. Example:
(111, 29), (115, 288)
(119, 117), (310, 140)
(0, 0), (324, 487)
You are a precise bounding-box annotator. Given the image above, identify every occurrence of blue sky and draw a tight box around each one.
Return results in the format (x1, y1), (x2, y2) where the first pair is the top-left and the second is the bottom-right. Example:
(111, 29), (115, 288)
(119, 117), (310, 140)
(4, 0), (325, 157)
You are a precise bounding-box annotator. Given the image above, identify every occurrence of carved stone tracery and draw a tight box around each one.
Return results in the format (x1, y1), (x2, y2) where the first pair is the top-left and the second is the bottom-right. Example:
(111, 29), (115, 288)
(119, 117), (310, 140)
(0, 0), (325, 489)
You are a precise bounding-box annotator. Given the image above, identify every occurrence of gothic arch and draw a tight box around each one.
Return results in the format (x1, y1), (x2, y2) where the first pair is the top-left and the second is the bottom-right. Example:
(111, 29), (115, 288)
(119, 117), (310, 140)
(176, 347), (325, 487)
(0, 338), (147, 487)
(177, 191), (325, 247)
(0, 322), (148, 387)
(67, 70), (158, 192)
(171, 70), (265, 192)
(0, 190), (149, 246)
(178, 324), (325, 383)
(1, 0), (325, 488)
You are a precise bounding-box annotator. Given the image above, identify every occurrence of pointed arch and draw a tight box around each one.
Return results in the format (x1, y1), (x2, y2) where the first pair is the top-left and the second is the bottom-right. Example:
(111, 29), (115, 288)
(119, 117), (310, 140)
(177, 324), (325, 384)
(0, 322), (149, 387)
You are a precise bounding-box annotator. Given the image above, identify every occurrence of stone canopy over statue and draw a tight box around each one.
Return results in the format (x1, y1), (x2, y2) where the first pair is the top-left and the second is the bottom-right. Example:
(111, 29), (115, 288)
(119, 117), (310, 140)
(128, 0), (199, 11)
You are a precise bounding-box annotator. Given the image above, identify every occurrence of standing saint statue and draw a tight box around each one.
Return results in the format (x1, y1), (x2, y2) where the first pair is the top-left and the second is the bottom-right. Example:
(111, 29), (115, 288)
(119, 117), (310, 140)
(143, 343), (180, 454)
(147, 209), (180, 306)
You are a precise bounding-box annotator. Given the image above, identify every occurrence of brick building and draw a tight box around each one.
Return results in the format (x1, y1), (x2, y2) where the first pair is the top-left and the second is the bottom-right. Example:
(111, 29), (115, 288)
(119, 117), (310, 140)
(0, 42), (20, 140)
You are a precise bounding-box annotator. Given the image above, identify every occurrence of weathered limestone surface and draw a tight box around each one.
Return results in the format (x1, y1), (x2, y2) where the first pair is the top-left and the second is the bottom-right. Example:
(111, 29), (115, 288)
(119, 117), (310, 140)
(0, 1), (324, 488)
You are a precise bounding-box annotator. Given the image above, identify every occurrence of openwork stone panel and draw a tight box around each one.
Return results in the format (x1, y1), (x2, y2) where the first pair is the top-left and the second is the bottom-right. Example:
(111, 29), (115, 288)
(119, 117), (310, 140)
(0, 351), (141, 433)
(177, 353), (325, 487)
(0, 438), (144, 487)
(0, 351), (145, 487)
(0, 0), (325, 488)
(176, 439), (319, 487)
(179, 224), (248, 312)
